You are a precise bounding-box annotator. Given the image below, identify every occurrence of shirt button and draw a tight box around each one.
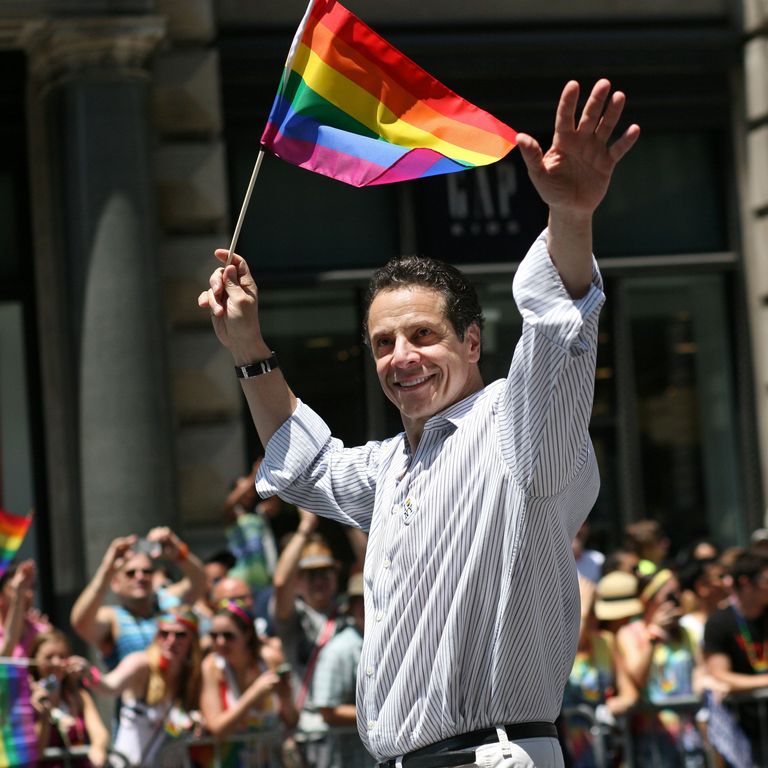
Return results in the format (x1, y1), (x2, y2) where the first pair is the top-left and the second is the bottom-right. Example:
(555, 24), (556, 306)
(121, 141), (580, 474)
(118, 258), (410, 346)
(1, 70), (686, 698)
(366, 666), (374, 677)
(367, 720), (376, 730)
(383, 558), (391, 568)
(376, 611), (384, 622)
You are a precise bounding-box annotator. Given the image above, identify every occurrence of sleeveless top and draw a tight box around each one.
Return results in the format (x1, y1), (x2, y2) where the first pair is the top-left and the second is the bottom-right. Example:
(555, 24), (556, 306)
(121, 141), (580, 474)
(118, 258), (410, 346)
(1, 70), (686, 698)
(626, 620), (705, 764)
(215, 655), (280, 732)
(112, 697), (171, 767)
(104, 590), (179, 669)
(189, 656), (283, 768)
(104, 607), (158, 670)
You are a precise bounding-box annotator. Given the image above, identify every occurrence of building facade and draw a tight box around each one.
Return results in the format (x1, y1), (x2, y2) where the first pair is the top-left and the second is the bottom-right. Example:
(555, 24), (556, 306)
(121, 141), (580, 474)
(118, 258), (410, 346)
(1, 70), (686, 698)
(0, 0), (766, 619)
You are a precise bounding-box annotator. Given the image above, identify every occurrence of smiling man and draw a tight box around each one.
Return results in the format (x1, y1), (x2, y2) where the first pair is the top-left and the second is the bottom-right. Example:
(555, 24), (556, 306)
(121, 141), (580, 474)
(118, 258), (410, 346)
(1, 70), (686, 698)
(200, 79), (639, 768)
(365, 268), (484, 450)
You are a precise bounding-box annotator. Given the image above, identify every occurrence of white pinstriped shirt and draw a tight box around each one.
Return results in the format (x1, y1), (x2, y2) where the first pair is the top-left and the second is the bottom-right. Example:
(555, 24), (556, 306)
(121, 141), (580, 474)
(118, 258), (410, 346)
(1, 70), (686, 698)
(257, 229), (604, 761)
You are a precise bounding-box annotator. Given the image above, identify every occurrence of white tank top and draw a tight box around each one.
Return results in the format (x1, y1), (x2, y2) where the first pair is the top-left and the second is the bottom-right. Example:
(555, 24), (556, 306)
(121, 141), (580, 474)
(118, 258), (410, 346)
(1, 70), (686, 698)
(112, 697), (170, 766)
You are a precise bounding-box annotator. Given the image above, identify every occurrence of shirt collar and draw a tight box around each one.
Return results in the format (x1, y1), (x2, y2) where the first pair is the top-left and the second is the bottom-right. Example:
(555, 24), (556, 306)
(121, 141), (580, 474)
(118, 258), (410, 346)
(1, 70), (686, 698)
(422, 380), (498, 431)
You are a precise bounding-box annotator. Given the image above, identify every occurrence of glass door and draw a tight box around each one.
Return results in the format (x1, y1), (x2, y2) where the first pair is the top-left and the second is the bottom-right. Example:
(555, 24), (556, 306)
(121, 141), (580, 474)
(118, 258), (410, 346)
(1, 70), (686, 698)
(617, 274), (745, 550)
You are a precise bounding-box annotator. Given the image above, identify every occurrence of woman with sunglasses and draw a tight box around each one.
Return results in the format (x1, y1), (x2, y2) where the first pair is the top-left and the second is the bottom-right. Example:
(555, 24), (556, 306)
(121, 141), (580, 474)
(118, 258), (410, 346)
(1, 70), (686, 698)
(199, 600), (297, 765)
(89, 607), (203, 766)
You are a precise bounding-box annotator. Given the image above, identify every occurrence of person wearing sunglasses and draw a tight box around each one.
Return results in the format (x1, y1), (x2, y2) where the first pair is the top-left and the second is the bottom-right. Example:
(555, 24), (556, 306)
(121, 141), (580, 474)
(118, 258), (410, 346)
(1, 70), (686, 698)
(88, 607), (203, 766)
(70, 528), (207, 672)
(198, 599), (297, 765)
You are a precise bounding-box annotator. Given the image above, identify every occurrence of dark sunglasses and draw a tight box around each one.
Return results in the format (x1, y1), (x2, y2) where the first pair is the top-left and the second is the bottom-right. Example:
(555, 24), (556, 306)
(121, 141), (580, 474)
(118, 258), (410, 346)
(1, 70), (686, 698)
(209, 630), (237, 642)
(125, 568), (155, 579)
(158, 629), (189, 641)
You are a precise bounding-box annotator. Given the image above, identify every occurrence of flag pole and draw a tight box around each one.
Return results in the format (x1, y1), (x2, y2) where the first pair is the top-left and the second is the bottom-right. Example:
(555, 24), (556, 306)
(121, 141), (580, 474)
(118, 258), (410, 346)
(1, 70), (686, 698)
(226, 148), (266, 266)
(0, 657), (41, 667)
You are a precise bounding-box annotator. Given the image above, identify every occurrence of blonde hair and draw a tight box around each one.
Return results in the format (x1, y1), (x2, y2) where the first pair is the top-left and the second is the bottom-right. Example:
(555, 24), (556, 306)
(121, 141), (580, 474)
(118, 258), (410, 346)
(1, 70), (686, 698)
(145, 609), (202, 710)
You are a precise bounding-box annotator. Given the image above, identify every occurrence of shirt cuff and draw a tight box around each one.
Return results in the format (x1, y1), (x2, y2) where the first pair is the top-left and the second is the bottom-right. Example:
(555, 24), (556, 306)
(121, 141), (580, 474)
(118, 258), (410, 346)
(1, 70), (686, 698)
(513, 228), (605, 354)
(255, 399), (332, 497)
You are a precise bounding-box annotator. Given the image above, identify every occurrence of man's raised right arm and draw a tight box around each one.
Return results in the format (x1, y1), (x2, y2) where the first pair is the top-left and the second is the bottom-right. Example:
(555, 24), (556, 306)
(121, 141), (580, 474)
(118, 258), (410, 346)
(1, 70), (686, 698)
(198, 250), (296, 447)
(70, 536), (134, 650)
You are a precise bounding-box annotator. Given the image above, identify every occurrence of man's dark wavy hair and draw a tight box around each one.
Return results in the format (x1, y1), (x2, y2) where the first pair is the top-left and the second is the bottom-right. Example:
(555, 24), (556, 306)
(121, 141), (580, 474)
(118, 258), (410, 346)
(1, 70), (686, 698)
(362, 255), (484, 344)
(730, 550), (768, 586)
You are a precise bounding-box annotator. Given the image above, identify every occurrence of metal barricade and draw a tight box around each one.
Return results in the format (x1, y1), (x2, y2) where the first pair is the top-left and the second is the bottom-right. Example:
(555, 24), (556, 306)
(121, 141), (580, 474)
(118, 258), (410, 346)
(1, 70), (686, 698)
(155, 726), (367, 768)
(39, 745), (130, 767)
(36, 699), (768, 768)
(718, 687), (768, 767)
(621, 693), (713, 768)
(156, 730), (284, 768)
(561, 703), (627, 768)
(563, 690), (768, 768)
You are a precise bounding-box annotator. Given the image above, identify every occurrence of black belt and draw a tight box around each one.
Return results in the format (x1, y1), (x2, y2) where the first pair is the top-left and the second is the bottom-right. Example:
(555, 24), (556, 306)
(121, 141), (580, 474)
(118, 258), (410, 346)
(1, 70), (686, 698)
(377, 722), (558, 768)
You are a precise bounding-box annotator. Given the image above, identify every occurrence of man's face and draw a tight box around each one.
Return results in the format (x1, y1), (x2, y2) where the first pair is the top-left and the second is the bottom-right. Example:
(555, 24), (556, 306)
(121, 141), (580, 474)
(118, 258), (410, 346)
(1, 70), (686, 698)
(204, 562), (228, 595)
(113, 553), (155, 603)
(156, 620), (194, 666)
(211, 577), (253, 609)
(367, 286), (482, 431)
(754, 568), (768, 607)
(700, 563), (729, 604)
(298, 566), (338, 611)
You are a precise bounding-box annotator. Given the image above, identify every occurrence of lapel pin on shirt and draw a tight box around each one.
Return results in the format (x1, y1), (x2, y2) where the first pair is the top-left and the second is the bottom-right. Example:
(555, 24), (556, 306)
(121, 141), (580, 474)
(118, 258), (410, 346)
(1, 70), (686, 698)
(402, 497), (417, 524)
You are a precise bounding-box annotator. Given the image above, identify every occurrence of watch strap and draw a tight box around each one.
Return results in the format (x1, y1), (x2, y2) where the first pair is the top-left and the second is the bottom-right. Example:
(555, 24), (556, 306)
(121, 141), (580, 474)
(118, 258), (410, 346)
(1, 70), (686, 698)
(235, 353), (279, 378)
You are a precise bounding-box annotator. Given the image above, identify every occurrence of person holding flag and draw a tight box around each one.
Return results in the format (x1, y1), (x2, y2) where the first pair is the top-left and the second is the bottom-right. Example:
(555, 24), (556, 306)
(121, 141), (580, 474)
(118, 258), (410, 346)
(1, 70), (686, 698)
(1, 560), (51, 767)
(200, 76), (638, 768)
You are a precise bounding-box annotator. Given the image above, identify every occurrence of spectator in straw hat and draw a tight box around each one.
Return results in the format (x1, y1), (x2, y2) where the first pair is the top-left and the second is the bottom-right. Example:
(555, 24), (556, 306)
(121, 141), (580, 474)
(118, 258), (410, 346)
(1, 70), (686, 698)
(616, 569), (707, 767)
(313, 571), (374, 768)
(561, 577), (637, 766)
(272, 510), (349, 766)
(594, 570), (643, 633)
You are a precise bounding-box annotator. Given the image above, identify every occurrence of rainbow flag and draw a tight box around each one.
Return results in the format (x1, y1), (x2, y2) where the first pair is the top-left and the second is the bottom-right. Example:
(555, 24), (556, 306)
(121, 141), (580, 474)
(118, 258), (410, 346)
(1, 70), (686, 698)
(0, 510), (32, 579)
(261, 0), (517, 187)
(0, 661), (39, 767)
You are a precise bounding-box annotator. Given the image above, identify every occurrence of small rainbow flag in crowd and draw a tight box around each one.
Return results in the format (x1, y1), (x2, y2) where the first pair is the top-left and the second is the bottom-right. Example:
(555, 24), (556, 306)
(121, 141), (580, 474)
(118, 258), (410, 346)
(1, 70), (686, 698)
(261, 0), (517, 187)
(0, 661), (39, 767)
(0, 509), (32, 579)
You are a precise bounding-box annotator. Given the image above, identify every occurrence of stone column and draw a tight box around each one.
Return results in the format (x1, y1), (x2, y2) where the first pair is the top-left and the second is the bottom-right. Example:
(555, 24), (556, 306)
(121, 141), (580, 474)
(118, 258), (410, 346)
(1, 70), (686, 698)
(741, 0), (768, 523)
(26, 17), (178, 583)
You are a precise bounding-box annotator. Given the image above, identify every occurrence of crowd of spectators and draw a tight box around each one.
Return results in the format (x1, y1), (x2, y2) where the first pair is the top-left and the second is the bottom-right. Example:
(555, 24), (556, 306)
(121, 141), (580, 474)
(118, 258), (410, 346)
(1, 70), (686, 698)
(3, 472), (768, 768)
(0, 464), (372, 768)
(565, 521), (768, 768)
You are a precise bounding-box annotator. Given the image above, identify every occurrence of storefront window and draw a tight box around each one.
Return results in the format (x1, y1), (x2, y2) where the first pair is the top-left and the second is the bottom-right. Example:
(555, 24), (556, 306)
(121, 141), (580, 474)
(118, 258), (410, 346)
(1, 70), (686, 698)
(258, 286), (368, 446)
(619, 274), (744, 549)
(229, 143), (400, 275)
(266, 265), (745, 555)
